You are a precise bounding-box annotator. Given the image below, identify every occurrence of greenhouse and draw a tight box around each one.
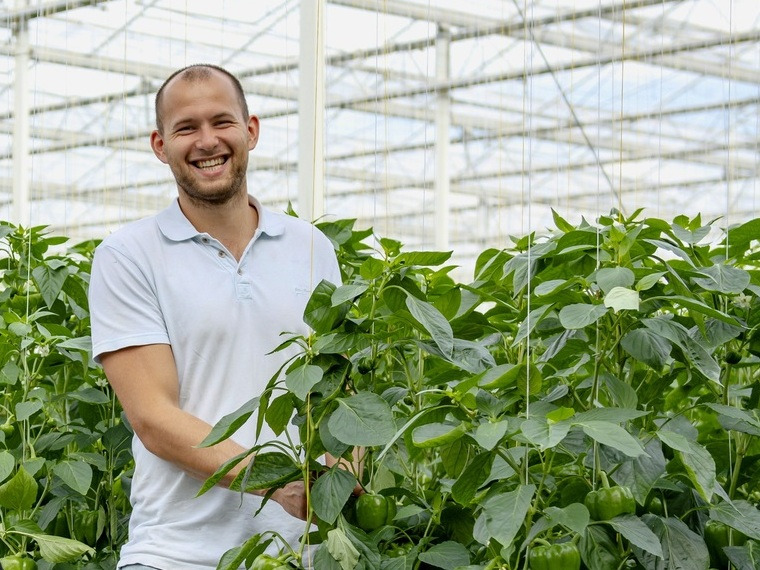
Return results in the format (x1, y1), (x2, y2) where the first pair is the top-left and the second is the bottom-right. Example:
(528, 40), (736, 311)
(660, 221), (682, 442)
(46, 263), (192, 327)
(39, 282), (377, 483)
(0, 1), (759, 569)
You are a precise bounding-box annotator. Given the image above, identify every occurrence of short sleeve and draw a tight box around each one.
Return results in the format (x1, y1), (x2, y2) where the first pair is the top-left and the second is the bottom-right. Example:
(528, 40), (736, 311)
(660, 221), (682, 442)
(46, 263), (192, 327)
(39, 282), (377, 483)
(89, 242), (169, 362)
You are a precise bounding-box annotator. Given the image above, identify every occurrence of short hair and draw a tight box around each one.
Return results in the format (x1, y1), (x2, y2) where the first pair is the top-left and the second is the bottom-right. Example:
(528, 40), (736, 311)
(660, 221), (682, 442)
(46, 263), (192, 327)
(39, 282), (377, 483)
(154, 64), (250, 133)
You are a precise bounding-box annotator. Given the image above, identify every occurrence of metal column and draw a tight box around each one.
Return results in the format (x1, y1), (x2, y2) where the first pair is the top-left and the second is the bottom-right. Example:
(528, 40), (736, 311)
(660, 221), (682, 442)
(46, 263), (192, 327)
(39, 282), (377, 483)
(434, 26), (451, 250)
(12, 16), (30, 226)
(298, 0), (326, 222)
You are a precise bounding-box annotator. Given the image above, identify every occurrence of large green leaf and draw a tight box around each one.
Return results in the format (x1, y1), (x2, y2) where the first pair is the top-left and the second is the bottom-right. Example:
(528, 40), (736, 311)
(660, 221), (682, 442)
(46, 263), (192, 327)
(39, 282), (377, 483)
(327, 392), (396, 447)
(235, 451), (300, 492)
(604, 286), (640, 312)
(52, 460), (92, 496)
(633, 515), (709, 570)
(596, 266), (635, 294)
(325, 528), (360, 570)
(417, 541), (470, 570)
(544, 503), (590, 535)
(641, 317), (721, 382)
(10, 520), (94, 563)
(608, 514), (663, 558)
(197, 397), (259, 448)
(0, 451), (14, 483)
(621, 328), (672, 368)
(311, 468), (357, 524)
(520, 418), (570, 450)
(680, 440), (717, 504)
(32, 261), (69, 308)
(710, 500), (760, 540)
(285, 363), (323, 401)
(578, 421), (646, 457)
(405, 293), (454, 358)
(473, 484), (535, 547)
(304, 280), (349, 334)
(691, 264), (750, 294)
(559, 303), (608, 329)
(0, 466), (37, 510)
(451, 452), (494, 505)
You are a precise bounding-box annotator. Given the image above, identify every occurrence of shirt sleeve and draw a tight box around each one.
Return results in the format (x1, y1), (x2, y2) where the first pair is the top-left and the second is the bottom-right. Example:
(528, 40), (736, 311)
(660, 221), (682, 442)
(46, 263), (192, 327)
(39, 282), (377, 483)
(89, 242), (169, 362)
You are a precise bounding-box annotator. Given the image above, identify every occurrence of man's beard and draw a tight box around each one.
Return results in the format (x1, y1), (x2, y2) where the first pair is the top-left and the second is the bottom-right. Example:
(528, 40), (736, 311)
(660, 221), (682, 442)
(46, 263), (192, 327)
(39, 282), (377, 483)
(171, 159), (248, 207)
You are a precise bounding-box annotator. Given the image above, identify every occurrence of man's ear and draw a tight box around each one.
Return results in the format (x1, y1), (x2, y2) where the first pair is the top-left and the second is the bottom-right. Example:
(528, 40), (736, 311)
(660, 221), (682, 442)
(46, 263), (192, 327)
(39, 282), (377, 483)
(247, 115), (260, 151)
(150, 130), (168, 163)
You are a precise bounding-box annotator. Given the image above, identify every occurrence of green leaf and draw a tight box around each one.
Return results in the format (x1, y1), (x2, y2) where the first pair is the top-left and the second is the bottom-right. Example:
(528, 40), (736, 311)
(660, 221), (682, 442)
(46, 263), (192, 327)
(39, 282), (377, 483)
(451, 452), (494, 505)
(405, 293), (454, 358)
(473, 420), (509, 451)
(285, 363), (323, 401)
(637, 271), (666, 291)
(15, 400), (43, 421)
(647, 295), (738, 325)
(580, 524), (620, 570)
(197, 397), (259, 448)
(579, 421), (646, 457)
(331, 283), (368, 306)
(692, 264), (750, 294)
(633, 514), (709, 570)
(417, 541), (470, 569)
(473, 484), (535, 547)
(311, 468), (357, 524)
(235, 452), (300, 492)
(559, 303), (608, 329)
(596, 266), (635, 294)
(325, 527), (360, 570)
(327, 392), (396, 447)
(608, 514), (664, 558)
(678, 441), (715, 503)
(67, 387), (110, 404)
(10, 520), (94, 562)
(412, 421), (466, 448)
(705, 404), (760, 436)
(32, 262), (69, 308)
(521, 418), (570, 450)
(0, 466), (37, 510)
(52, 460), (93, 496)
(544, 503), (590, 535)
(710, 500), (760, 540)
(604, 286), (640, 312)
(396, 251), (452, 267)
(621, 328), (672, 368)
(304, 280), (348, 334)
(0, 451), (14, 483)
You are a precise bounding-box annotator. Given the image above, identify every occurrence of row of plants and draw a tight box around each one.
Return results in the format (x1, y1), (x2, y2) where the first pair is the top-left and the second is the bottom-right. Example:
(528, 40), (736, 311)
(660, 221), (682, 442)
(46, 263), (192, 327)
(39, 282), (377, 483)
(2, 209), (760, 570)
(0, 224), (132, 570)
(204, 209), (760, 570)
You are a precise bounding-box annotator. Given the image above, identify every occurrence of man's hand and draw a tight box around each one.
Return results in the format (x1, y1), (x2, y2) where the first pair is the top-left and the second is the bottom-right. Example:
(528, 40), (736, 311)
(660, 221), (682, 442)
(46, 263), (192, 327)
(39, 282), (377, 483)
(270, 480), (310, 520)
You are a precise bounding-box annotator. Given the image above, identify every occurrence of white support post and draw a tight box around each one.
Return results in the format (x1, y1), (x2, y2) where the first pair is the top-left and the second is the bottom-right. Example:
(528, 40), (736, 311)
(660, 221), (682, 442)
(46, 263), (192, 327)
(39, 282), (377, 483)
(298, 0), (326, 222)
(434, 25), (451, 250)
(12, 17), (30, 226)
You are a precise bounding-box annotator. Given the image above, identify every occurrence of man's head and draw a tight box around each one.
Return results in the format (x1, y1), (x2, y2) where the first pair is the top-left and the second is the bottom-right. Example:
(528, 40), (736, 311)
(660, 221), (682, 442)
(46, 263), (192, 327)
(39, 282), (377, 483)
(154, 64), (250, 134)
(150, 64), (259, 207)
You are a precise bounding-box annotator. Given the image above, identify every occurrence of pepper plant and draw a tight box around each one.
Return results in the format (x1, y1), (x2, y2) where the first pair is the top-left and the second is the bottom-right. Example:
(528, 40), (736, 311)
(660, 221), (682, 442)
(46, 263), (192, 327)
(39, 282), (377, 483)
(0, 223), (132, 569)
(203, 209), (760, 570)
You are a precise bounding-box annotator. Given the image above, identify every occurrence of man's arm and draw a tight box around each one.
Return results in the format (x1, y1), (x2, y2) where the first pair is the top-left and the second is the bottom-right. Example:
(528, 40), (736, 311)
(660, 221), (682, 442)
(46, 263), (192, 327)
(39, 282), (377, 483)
(100, 343), (309, 519)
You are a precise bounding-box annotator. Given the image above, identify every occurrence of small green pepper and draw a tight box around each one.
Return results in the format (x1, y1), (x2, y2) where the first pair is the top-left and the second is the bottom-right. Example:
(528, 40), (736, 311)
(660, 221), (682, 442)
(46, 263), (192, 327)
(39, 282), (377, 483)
(585, 472), (636, 521)
(704, 519), (747, 568)
(0, 555), (38, 570)
(250, 554), (288, 570)
(528, 542), (581, 570)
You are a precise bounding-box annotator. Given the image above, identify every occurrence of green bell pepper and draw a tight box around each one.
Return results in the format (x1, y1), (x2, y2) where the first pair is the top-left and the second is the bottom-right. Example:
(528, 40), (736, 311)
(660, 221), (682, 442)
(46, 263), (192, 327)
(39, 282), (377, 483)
(704, 519), (747, 568)
(585, 472), (636, 521)
(528, 542), (580, 570)
(355, 493), (397, 532)
(0, 555), (38, 570)
(250, 554), (288, 570)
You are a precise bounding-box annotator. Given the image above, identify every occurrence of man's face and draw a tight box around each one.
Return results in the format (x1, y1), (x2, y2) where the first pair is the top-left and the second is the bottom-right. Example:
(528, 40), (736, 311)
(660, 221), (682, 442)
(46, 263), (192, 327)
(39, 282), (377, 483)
(150, 71), (259, 206)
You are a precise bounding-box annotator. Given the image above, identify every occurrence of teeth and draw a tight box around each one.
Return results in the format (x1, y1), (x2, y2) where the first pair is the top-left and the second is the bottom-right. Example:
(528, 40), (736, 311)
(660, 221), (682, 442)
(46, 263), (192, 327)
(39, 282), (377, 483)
(196, 157), (225, 169)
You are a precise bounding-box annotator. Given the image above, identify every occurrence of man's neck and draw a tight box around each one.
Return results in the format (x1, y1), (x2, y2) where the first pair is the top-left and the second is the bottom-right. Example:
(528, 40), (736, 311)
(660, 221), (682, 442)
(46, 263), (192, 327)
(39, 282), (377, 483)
(178, 191), (259, 260)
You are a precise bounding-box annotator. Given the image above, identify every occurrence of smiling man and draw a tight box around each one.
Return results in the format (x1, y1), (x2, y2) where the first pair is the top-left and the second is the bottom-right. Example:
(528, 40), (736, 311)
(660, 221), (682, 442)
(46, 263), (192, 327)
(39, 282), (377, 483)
(88, 64), (341, 570)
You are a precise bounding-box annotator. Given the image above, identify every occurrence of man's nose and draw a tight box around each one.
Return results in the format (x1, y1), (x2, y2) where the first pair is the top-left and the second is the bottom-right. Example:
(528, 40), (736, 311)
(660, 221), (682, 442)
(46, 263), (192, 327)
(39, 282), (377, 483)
(195, 125), (219, 149)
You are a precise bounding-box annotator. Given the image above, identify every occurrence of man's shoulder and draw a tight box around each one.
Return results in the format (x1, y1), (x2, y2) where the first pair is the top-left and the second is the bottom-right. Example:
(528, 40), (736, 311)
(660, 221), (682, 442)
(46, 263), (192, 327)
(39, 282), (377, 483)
(96, 214), (162, 254)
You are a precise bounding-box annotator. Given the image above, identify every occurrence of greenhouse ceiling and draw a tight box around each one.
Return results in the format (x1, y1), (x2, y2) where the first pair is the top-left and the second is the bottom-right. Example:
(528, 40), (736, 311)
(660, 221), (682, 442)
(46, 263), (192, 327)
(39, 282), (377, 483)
(0, 0), (758, 273)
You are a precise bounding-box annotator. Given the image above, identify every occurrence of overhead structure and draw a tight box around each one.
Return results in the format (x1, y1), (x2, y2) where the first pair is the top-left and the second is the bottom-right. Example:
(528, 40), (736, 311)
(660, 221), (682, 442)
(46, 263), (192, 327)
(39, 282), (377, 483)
(0, 0), (758, 274)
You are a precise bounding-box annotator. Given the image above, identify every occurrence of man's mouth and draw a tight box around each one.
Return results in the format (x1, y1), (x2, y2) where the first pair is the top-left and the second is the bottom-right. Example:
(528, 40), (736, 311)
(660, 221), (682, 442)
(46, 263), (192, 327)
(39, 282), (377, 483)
(194, 157), (227, 169)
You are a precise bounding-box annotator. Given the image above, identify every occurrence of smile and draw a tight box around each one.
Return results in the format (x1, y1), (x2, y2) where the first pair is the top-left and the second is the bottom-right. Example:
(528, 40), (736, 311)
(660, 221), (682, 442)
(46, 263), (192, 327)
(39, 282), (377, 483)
(194, 157), (227, 169)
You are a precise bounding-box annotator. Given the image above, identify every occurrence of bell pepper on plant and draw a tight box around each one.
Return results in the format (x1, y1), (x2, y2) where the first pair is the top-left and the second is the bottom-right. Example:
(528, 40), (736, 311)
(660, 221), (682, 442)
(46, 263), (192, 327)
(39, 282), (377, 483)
(355, 493), (397, 532)
(528, 541), (580, 570)
(584, 471), (636, 521)
(250, 554), (289, 570)
(0, 555), (38, 570)
(704, 519), (747, 568)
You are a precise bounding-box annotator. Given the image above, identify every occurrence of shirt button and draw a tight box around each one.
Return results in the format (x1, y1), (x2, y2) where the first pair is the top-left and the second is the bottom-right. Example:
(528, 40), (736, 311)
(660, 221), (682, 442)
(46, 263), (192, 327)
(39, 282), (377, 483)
(218, 250), (225, 257)
(201, 237), (209, 244)
(237, 269), (243, 275)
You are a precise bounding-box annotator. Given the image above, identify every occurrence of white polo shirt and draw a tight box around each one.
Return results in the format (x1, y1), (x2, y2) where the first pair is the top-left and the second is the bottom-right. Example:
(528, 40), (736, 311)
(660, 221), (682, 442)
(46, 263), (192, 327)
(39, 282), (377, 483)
(89, 196), (341, 570)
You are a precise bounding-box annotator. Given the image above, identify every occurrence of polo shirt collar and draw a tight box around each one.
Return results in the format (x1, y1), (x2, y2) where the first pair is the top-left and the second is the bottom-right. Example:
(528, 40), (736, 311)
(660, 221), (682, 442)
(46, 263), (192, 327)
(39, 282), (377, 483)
(156, 195), (285, 242)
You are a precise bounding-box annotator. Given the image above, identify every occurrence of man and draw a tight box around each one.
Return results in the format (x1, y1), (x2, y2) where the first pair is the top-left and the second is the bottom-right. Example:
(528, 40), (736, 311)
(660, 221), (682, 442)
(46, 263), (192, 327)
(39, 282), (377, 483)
(88, 64), (341, 569)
